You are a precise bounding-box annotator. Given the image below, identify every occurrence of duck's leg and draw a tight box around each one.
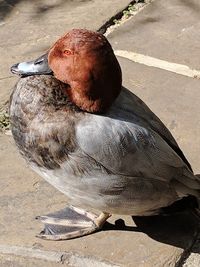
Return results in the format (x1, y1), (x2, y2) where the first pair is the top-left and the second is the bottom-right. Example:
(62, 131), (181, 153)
(35, 206), (110, 240)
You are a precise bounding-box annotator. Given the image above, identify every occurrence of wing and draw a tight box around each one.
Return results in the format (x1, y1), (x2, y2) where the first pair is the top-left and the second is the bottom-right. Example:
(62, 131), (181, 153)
(76, 89), (190, 183)
(113, 87), (192, 171)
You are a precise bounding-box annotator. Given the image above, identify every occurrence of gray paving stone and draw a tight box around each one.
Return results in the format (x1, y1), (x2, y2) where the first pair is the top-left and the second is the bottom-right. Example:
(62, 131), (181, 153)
(184, 254), (200, 267)
(0, 254), (67, 267)
(108, 0), (200, 70)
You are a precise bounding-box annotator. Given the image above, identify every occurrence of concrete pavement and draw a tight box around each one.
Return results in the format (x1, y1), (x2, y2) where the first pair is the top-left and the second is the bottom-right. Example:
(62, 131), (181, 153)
(1, 0), (200, 266)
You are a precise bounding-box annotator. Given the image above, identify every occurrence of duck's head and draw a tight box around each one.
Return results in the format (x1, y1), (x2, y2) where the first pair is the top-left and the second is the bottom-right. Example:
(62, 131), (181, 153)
(11, 29), (122, 113)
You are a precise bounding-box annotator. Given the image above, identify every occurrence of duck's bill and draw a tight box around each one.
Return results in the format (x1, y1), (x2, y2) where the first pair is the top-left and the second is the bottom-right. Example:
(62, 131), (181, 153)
(10, 53), (53, 77)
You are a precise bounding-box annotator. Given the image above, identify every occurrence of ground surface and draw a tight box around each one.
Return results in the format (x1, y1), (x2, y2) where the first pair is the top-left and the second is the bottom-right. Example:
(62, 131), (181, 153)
(1, 0), (200, 266)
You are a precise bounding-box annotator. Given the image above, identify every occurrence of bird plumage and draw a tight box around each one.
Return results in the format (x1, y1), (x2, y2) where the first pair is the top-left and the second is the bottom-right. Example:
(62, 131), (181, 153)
(10, 75), (200, 216)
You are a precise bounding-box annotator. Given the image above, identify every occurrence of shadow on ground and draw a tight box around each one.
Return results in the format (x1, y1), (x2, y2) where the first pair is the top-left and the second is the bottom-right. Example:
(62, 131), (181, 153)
(103, 197), (200, 252)
(0, 0), (69, 21)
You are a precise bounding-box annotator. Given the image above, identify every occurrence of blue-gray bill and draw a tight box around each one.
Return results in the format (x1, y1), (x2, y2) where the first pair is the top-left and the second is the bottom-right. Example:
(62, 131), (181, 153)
(10, 53), (53, 77)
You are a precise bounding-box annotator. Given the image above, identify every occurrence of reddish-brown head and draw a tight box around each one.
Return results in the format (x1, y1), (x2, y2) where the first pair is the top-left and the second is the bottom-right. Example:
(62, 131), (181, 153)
(48, 29), (122, 113)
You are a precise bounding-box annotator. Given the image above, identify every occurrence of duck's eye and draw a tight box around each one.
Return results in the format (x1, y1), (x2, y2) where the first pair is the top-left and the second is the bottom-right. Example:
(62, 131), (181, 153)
(63, 49), (73, 56)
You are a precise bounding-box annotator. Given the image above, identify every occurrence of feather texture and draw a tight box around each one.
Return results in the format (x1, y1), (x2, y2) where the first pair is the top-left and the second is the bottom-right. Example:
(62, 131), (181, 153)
(9, 75), (200, 215)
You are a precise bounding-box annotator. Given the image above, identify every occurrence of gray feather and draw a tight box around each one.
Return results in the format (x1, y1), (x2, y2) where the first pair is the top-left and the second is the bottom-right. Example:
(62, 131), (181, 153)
(9, 76), (200, 215)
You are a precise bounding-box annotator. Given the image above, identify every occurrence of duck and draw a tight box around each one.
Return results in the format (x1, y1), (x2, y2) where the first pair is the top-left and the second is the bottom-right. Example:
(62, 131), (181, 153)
(9, 29), (200, 240)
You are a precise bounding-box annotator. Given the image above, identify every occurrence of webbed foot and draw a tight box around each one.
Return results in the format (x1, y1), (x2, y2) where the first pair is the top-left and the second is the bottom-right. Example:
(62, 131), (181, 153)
(36, 206), (110, 240)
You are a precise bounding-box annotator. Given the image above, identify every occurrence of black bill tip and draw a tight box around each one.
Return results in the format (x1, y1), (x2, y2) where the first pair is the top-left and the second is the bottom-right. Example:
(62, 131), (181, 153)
(10, 63), (20, 75)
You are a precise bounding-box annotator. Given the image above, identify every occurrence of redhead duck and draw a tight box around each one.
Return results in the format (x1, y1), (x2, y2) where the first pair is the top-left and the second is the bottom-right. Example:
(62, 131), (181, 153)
(10, 29), (200, 240)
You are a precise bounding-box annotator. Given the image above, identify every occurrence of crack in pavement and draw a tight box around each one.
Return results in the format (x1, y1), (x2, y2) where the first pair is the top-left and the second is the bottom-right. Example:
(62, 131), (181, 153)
(98, 0), (153, 35)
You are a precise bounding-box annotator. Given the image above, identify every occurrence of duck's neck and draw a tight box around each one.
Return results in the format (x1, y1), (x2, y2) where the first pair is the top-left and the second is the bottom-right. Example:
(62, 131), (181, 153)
(65, 64), (122, 114)
(65, 81), (121, 114)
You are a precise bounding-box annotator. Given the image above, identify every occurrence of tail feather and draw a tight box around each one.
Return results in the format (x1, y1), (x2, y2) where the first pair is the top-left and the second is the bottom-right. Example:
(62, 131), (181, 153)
(175, 169), (200, 190)
(195, 174), (200, 180)
(172, 180), (200, 198)
(172, 173), (200, 213)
